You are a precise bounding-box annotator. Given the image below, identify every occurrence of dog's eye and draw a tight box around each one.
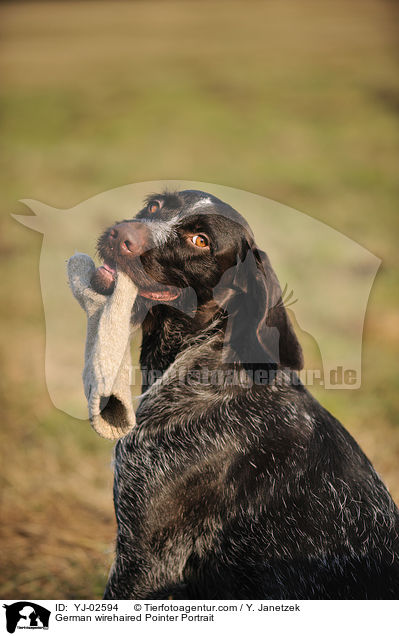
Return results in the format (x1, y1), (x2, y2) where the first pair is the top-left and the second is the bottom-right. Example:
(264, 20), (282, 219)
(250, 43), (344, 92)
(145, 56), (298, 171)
(191, 234), (209, 248)
(148, 200), (160, 214)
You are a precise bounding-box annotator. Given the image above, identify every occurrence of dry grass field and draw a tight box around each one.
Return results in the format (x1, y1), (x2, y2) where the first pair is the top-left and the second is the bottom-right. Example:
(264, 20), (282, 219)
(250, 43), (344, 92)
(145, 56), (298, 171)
(0, 0), (398, 598)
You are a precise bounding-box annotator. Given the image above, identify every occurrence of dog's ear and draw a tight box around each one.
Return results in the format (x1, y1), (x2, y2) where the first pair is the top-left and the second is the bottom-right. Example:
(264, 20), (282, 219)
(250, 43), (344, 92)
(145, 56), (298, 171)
(218, 245), (303, 369)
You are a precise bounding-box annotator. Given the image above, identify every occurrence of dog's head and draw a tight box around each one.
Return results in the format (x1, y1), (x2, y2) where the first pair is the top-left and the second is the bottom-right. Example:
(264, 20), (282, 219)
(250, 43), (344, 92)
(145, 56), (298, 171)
(92, 190), (303, 370)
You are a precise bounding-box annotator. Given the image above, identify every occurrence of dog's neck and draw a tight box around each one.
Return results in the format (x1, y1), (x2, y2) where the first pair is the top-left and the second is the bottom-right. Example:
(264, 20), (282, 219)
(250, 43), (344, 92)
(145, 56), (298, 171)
(138, 299), (284, 395)
(139, 301), (224, 391)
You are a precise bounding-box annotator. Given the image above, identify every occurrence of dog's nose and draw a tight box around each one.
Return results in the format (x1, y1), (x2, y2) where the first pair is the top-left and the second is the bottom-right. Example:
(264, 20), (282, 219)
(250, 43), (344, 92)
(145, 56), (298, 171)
(109, 222), (152, 256)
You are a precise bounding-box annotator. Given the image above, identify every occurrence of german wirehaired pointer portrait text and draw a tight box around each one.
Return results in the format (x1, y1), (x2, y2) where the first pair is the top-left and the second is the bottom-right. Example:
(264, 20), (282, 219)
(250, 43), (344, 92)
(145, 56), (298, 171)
(90, 190), (399, 599)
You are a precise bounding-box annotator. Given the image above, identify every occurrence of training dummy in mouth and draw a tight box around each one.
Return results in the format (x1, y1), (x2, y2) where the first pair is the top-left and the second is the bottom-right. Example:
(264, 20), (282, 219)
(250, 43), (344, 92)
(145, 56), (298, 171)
(67, 252), (138, 440)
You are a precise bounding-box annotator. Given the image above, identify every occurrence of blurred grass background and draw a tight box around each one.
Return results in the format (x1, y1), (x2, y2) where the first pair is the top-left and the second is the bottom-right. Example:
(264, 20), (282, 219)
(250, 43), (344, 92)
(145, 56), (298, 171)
(0, 0), (398, 599)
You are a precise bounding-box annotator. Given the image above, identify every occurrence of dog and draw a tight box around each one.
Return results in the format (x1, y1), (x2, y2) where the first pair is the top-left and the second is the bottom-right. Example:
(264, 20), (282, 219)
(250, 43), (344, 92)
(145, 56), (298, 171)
(90, 189), (399, 599)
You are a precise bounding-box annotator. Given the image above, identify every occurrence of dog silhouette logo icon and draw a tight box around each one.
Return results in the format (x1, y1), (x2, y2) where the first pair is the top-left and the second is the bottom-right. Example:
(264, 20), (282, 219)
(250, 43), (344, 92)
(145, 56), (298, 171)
(3, 602), (50, 633)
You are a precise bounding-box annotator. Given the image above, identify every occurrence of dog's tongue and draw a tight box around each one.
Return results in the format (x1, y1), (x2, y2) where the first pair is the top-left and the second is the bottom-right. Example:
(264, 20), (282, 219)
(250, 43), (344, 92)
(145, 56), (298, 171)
(100, 262), (116, 276)
(90, 261), (117, 295)
(95, 262), (179, 301)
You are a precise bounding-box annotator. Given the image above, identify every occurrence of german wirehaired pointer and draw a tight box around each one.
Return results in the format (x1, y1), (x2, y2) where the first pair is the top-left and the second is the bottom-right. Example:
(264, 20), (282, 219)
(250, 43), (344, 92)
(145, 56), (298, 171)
(90, 190), (399, 599)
